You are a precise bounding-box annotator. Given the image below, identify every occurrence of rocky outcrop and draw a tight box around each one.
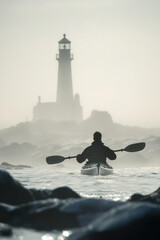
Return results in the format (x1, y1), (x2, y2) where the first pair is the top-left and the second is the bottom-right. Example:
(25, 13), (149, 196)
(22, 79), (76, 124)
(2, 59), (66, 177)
(0, 170), (160, 239)
(67, 202), (160, 240)
(0, 170), (81, 206)
(0, 162), (32, 170)
(30, 186), (81, 200)
(0, 170), (34, 205)
(0, 223), (12, 237)
(128, 187), (160, 204)
(0, 198), (123, 231)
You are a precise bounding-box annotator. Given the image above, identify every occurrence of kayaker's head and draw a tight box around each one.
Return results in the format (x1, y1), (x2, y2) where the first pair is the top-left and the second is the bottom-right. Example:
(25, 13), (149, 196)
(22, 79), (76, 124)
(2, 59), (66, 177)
(93, 131), (102, 142)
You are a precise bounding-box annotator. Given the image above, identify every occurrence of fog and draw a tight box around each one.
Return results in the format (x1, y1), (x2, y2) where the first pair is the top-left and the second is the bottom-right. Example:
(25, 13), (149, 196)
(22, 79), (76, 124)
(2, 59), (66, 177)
(1, 0), (160, 130)
(1, 0), (160, 169)
(0, 111), (160, 168)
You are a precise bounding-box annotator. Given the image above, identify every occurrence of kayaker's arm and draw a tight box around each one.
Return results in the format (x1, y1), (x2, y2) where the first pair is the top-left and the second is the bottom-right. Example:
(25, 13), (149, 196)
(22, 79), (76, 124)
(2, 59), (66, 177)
(105, 147), (117, 160)
(76, 148), (88, 163)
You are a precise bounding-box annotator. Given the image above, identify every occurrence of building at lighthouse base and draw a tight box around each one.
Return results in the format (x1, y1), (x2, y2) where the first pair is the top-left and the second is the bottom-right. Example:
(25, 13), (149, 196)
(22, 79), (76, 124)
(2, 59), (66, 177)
(33, 94), (83, 122)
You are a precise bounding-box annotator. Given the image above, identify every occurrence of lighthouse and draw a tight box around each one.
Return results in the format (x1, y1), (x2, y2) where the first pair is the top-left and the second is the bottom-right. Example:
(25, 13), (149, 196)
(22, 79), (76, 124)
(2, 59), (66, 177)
(56, 34), (74, 104)
(33, 34), (83, 122)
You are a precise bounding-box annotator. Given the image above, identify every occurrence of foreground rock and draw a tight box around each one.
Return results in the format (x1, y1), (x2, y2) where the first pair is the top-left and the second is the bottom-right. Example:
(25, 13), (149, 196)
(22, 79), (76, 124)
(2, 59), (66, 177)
(0, 170), (80, 205)
(129, 187), (160, 204)
(68, 202), (160, 240)
(0, 170), (34, 205)
(0, 223), (13, 237)
(0, 170), (160, 239)
(30, 186), (81, 200)
(0, 198), (122, 231)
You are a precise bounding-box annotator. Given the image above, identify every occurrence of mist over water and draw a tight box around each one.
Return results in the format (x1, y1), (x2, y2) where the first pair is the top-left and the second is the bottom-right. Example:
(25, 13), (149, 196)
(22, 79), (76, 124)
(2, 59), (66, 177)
(0, 108), (160, 168)
(0, 120), (160, 169)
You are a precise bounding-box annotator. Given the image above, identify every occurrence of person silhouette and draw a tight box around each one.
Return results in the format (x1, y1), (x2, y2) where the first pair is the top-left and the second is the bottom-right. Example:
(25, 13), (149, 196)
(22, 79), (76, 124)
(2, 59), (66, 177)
(76, 131), (116, 168)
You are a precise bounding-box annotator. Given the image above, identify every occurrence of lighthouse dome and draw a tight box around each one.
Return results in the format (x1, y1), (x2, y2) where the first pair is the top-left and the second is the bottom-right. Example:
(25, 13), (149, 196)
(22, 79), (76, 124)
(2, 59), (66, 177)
(58, 34), (71, 43)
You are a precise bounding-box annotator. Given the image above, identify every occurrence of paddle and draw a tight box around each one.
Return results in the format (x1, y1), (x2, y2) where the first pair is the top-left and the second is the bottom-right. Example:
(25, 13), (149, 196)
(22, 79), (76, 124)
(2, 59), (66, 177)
(46, 142), (146, 164)
(46, 155), (77, 164)
(114, 142), (146, 152)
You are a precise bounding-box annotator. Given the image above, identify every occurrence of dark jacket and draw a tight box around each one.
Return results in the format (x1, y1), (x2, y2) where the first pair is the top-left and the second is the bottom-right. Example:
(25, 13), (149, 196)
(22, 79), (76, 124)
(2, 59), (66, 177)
(77, 141), (116, 164)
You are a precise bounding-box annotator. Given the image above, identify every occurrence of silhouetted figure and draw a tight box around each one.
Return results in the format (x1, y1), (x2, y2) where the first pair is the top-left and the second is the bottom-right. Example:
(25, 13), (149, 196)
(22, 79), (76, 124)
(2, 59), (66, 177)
(76, 132), (116, 168)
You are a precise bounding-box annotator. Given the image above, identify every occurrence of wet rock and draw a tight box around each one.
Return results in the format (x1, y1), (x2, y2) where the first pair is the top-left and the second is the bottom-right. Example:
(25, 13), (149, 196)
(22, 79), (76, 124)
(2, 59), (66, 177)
(0, 199), (78, 231)
(68, 202), (160, 240)
(0, 170), (34, 205)
(0, 223), (13, 237)
(0, 170), (80, 206)
(30, 186), (81, 200)
(0, 169), (160, 238)
(129, 187), (160, 204)
(0, 198), (122, 231)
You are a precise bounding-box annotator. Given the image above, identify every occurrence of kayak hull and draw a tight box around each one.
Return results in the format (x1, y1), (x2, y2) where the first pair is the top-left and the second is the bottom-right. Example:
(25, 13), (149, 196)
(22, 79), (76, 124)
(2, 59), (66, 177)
(81, 163), (113, 176)
(81, 164), (99, 176)
(99, 164), (113, 176)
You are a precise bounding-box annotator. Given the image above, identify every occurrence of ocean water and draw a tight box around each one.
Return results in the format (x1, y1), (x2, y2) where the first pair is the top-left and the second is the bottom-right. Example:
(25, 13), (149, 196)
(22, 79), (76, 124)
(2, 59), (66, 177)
(2, 166), (160, 240)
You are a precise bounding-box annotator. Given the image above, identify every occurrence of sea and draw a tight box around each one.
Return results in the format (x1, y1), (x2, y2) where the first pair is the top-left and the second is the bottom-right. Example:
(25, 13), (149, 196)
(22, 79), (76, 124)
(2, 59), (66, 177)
(2, 165), (160, 240)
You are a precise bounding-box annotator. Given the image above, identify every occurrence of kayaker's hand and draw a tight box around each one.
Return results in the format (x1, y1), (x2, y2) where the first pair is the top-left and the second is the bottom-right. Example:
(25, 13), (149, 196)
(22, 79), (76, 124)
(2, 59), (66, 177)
(76, 154), (83, 163)
(76, 154), (81, 162)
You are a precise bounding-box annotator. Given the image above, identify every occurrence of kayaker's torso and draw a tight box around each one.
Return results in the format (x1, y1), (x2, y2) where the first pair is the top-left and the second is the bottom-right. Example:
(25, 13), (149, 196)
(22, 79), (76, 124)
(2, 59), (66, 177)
(77, 141), (116, 164)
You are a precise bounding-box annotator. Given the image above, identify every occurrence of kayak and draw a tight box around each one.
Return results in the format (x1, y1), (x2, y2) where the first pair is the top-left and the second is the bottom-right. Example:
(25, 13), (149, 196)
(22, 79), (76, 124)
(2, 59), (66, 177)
(81, 163), (113, 176)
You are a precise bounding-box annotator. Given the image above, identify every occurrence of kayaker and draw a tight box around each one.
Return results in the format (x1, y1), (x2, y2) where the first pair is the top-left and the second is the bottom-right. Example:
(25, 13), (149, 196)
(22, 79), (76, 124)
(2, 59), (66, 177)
(76, 131), (116, 168)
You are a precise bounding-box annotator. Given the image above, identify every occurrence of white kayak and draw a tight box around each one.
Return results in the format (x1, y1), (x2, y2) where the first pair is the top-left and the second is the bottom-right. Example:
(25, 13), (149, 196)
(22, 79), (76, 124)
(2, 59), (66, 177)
(81, 163), (113, 176)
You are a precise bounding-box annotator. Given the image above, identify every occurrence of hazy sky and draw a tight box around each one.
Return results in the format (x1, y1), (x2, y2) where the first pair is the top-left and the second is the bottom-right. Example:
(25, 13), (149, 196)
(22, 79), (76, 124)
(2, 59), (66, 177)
(1, 0), (160, 129)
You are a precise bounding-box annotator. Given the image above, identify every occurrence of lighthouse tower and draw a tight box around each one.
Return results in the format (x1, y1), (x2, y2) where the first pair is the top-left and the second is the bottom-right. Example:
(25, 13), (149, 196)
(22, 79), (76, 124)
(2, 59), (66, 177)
(56, 34), (73, 104)
(55, 34), (83, 121)
(33, 34), (83, 122)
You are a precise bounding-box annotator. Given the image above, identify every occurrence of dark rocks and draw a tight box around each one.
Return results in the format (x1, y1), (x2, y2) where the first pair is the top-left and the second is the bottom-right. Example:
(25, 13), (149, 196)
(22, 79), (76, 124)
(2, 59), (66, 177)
(68, 202), (160, 240)
(0, 169), (160, 239)
(0, 199), (79, 231)
(0, 170), (81, 206)
(0, 223), (13, 237)
(0, 198), (122, 231)
(129, 187), (160, 204)
(30, 186), (81, 200)
(0, 170), (34, 205)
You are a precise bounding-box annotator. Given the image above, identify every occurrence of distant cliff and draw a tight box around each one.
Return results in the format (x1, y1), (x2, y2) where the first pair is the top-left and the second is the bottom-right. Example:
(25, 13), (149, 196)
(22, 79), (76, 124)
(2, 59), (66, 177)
(0, 110), (160, 145)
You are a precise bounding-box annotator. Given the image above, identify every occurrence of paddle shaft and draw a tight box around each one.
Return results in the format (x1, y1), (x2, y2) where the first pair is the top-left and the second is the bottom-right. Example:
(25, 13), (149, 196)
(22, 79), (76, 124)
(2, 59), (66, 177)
(114, 149), (125, 152)
(64, 155), (77, 160)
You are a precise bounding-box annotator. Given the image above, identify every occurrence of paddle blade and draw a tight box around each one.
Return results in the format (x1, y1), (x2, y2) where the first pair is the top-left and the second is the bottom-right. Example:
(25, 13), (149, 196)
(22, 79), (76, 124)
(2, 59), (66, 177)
(46, 155), (65, 164)
(124, 142), (146, 152)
